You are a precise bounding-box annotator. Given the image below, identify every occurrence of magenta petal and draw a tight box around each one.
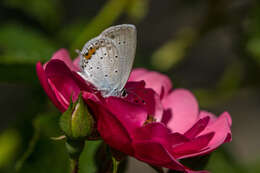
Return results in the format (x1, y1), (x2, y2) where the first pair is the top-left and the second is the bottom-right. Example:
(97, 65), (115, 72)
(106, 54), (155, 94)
(96, 104), (133, 155)
(171, 112), (231, 159)
(163, 89), (199, 133)
(104, 97), (147, 133)
(125, 83), (163, 121)
(191, 112), (232, 155)
(168, 133), (190, 147)
(184, 116), (210, 139)
(133, 141), (185, 171)
(71, 71), (96, 92)
(47, 48), (78, 72)
(47, 80), (70, 109)
(172, 132), (214, 159)
(133, 123), (171, 144)
(45, 59), (81, 106)
(129, 68), (172, 98)
(125, 80), (146, 90)
(199, 111), (217, 124)
(73, 57), (80, 71)
(36, 62), (66, 112)
(185, 169), (210, 173)
(81, 91), (100, 103)
(134, 123), (191, 149)
(128, 68), (148, 81)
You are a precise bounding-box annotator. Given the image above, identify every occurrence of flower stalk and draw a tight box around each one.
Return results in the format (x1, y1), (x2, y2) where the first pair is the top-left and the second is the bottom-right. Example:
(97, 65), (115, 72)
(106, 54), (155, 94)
(112, 157), (119, 173)
(70, 159), (79, 173)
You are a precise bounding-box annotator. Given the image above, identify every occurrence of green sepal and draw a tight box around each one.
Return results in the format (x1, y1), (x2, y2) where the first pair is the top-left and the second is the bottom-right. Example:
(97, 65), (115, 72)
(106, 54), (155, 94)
(59, 93), (95, 139)
(59, 99), (74, 138)
(71, 93), (94, 139)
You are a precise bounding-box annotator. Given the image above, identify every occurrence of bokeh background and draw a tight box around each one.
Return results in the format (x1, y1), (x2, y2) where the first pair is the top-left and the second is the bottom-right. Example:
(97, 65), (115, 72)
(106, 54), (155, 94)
(0, 0), (260, 172)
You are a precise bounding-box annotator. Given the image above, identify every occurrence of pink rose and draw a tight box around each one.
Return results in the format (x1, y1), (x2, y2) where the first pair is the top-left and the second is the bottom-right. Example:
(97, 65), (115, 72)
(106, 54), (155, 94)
(36, 49), (232, 173)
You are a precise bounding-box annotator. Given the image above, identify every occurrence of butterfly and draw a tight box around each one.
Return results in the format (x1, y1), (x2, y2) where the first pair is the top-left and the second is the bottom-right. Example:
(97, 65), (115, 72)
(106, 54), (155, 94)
(77, 24), (137, 97)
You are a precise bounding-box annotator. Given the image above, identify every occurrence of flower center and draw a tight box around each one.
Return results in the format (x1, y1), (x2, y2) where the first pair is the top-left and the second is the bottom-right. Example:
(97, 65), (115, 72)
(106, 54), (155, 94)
(143, 115), (156, 126)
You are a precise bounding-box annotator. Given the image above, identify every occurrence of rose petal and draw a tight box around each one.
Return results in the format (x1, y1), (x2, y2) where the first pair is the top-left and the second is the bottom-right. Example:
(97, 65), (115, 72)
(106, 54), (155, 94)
(45, 49), (78, 72)
(104, 97), (147, 133)
(172, 132), (214, 159)
(162, 89), (199, 133)
(125, 82), (163, 122)
(133, 141), (185, 171)
(96, 103), (133, 155)
(168, 133), (190, 147)
(199, 111), (217, 124)
(128, 68), (148, 81)
(73, 57), (80, 70)
(185, 169), (210, 173)
(185, 112), (232, 157)
(45, 59), (81, 106)
(184, 116), (210, 139)
(133, 123), (171, 143)
(36, 62), (66, 112)
(129, 68), (172, 99)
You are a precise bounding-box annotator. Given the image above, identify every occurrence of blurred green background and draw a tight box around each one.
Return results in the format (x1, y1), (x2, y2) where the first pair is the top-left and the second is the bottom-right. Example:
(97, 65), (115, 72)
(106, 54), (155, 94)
(0, 0), (260, 172)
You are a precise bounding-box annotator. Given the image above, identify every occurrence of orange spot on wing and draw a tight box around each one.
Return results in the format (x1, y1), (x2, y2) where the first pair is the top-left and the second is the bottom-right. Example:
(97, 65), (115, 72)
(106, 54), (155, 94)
(84, 47), (96, 60)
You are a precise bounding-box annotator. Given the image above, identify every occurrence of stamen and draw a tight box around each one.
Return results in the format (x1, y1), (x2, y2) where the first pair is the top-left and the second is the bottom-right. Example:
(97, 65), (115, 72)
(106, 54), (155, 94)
(143, 115), (156, 126)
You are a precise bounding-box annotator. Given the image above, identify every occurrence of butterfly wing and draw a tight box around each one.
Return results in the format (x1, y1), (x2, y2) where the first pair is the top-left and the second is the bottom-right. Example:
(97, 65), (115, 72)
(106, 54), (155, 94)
(79, 36), (122, 96)
(79, 24), (137, 97)
(100, 24), (137, 92)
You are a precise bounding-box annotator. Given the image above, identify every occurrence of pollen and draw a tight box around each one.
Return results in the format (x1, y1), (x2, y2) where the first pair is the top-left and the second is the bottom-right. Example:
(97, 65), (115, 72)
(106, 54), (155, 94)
(143, 115), (156, 126)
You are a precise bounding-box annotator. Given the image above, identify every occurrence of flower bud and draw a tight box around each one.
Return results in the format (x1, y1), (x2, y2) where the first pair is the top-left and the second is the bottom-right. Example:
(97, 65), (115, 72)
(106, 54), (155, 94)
(59, 94), (94, 139)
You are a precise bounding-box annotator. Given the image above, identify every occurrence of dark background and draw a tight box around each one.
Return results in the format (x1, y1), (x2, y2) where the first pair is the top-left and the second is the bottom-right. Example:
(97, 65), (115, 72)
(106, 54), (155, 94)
(0, 0), (259, 172)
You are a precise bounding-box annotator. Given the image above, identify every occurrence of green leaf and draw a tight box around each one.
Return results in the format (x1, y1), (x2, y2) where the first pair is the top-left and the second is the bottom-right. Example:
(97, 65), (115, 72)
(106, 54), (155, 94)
(0, 23), (57, 64)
